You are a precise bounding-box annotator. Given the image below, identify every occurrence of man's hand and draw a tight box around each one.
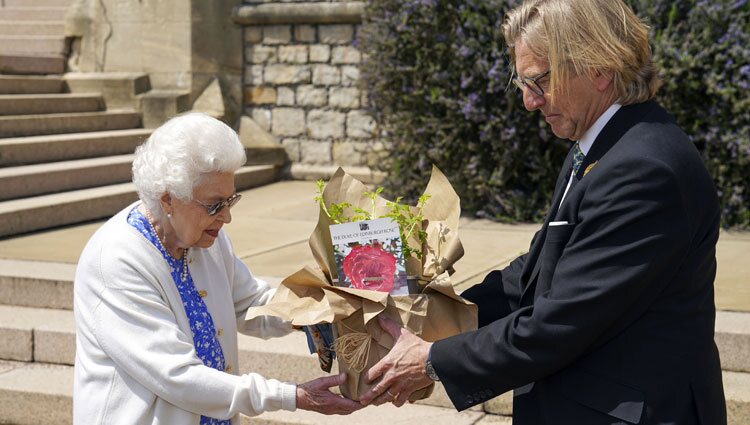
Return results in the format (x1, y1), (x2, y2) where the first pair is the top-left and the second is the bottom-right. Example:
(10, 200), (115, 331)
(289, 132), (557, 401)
(296, 373), (363, 415)
(358, 315), (434, 407)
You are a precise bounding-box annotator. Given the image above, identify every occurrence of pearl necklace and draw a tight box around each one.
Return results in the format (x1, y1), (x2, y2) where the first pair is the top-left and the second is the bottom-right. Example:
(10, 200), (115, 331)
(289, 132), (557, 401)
(144, 209), (189, 283)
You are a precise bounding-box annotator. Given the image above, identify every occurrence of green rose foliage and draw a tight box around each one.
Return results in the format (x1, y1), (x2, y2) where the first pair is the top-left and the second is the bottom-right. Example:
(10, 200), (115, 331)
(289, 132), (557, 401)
(360, 0), (750, 228)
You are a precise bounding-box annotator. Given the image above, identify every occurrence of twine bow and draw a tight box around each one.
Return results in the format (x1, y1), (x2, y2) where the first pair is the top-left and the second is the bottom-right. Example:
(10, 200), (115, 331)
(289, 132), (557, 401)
(332, 323), (373, 372)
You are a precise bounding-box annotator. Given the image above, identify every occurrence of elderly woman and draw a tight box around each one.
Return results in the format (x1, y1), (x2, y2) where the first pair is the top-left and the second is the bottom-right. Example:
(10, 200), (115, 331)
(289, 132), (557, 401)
(73, 113), (361, 424)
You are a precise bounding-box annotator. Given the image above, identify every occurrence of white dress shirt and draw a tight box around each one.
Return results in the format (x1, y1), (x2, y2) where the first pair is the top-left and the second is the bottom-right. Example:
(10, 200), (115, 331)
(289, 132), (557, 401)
(558, 103), (623, 206)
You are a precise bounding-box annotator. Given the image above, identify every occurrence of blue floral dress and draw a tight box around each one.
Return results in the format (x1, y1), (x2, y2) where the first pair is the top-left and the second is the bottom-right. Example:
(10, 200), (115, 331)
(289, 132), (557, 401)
(128, 207), (230, 425)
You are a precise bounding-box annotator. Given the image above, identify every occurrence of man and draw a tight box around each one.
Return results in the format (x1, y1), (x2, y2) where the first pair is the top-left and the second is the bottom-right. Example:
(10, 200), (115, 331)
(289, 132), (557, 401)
(359, 0), (727, 423)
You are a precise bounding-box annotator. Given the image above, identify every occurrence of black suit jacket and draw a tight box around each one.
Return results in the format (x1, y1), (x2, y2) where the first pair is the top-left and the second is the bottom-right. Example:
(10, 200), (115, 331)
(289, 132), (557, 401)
(433, 101), (726, 425)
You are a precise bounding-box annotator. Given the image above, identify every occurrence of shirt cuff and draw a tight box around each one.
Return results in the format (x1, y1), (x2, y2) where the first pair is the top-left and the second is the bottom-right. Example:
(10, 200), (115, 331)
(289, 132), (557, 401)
(281, 383), (297, 411)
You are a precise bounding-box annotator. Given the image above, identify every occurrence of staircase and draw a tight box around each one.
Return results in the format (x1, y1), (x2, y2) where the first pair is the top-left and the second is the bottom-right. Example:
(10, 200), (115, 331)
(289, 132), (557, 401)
(0, 0), (70, 75)
(0, 73), (149, 237)
(0, 72), (282, 238)
(0, 0), (285, 238)
(0, 0), (139, 237)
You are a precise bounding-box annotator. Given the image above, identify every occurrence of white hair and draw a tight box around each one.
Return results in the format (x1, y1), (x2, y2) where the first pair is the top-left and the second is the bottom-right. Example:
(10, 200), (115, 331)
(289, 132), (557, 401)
(132, 113), (246, 218)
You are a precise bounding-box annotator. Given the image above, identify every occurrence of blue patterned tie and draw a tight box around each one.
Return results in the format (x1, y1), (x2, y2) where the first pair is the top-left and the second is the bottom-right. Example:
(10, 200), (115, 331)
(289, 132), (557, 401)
(571, 142), (585, 175)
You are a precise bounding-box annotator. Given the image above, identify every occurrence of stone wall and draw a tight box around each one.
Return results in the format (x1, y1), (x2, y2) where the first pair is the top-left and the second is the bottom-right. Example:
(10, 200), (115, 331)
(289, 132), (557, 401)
(234, 1), (383, 181)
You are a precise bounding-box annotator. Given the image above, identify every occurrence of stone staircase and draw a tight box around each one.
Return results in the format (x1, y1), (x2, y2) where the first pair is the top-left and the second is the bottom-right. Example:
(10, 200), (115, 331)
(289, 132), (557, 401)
(0, 0), (71, 75)
(0, 0), (140, 238)
(0, 73), (146, 237)
(0, 257), (748, 424)
(0, 0), (277, 238)
(0, 72), (284, 238)
(0, 0), (287, 238)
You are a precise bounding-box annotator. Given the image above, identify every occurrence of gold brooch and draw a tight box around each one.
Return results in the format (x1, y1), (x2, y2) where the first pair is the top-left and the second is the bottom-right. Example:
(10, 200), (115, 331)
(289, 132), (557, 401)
(584, 161), (598, 176)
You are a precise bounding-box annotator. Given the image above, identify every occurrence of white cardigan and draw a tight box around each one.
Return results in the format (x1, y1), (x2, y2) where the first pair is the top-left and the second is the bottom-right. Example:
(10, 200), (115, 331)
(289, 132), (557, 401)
(73, 203), (297, 424)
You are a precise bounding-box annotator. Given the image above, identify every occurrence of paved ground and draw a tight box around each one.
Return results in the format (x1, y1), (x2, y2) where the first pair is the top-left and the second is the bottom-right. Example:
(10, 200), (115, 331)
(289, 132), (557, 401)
(0, 180), (747, 311)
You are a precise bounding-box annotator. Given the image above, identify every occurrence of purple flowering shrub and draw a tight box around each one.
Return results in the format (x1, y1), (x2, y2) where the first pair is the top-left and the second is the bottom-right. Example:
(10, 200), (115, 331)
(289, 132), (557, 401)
(630, 0), (750, 228)
(359, 0), (566, 222)
(361, 0), (750, 227)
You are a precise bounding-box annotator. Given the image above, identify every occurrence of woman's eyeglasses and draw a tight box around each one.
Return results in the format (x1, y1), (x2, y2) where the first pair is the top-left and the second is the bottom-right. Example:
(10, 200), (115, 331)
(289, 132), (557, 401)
(194, 193), (242, 216)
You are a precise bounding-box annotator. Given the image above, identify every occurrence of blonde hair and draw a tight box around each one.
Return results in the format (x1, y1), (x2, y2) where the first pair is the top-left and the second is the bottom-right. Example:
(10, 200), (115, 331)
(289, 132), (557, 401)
(502, 0), (660, 104)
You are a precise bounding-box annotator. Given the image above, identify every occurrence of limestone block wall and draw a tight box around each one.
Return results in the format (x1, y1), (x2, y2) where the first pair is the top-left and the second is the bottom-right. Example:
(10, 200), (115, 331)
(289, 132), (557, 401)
(234, 1), (383, 177)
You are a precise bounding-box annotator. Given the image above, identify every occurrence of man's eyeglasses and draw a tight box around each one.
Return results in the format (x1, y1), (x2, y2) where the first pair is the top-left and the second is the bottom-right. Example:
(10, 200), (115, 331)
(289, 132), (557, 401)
(511, 70), (550, 97)
(194, 193), (242, 216)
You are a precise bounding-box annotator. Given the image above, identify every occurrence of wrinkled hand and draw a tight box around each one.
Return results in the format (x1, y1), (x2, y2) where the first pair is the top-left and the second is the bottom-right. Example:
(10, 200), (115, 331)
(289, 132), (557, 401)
(296, 373), (363, 415)
(359, 315), (433, 407)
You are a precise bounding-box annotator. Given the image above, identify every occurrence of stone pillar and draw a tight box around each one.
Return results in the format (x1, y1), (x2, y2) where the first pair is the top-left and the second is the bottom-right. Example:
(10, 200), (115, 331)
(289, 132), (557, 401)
(233, 1), (384, 183)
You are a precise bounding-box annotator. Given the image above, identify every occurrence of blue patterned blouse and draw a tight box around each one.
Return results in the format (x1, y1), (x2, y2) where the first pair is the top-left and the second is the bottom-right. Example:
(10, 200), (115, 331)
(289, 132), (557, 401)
(128, 207), (230, 425)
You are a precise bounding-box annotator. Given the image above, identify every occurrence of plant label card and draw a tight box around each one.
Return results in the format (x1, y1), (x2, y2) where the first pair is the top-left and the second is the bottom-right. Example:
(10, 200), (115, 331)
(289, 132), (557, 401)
(329, 217), (409, 296)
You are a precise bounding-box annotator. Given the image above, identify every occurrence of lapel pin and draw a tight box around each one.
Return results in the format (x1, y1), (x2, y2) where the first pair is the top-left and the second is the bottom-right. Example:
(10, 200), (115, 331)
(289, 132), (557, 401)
(584, 161), (598, 176)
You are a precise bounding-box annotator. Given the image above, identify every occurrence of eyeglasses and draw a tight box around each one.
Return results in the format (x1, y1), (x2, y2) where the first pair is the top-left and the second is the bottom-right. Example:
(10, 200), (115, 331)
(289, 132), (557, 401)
(511, 70), (550, 96)
(193, 193), (242, 216)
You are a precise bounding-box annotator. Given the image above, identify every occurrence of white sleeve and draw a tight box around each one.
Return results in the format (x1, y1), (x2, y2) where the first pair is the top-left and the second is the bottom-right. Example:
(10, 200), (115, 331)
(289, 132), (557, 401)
(89, 249), (297, 419)
(220, 233), (294, 339)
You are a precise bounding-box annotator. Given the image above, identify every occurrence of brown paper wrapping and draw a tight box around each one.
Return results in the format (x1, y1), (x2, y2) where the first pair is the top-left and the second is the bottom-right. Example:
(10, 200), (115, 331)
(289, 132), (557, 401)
(245, 166), (477, 400)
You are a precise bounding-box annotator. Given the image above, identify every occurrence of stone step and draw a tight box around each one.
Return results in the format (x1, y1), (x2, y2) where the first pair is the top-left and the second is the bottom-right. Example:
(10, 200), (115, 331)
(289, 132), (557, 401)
(0, 7), (68, 21)
(485, 372), (750, 423)
(0, 110), (141, 138)
(0, 361), (495, 425)
(1, 300), (749, 371)
(0, 305), (73, 364)
(0, 165), (278, 237)
(0, 74), (64, 94)
(0, 273), (749, 378)
(0, 93), (103, 115)
(715, 311), (750, 375)
(0, 154), (134, 201)
(0, 259), (75, 310)
(235, 163), (280, 192)
(0, 21), (65, 36)
(0, 362), (75, 425)
(63, 72), (152, 110)
(2, 0), (73, 7)
(249, 402), (491, 425)
(0, 53), (65, 75)
(0, 304), (323, 372)
(0, 182), (138, 238)
(0, 36), (67, 55)
(0, 128), (151, 167)
(0, 352), (747, 423)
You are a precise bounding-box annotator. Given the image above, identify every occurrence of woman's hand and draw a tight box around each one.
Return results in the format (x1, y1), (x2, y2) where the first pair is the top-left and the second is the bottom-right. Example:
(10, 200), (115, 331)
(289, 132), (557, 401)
(296, 373), (363, 415)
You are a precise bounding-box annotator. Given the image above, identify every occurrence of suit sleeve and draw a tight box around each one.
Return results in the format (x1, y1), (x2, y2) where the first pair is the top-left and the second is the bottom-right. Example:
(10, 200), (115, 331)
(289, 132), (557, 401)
(460, 151), (572, 327)
(461, 250), (529, 327)
(433, 156), (693, 410)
